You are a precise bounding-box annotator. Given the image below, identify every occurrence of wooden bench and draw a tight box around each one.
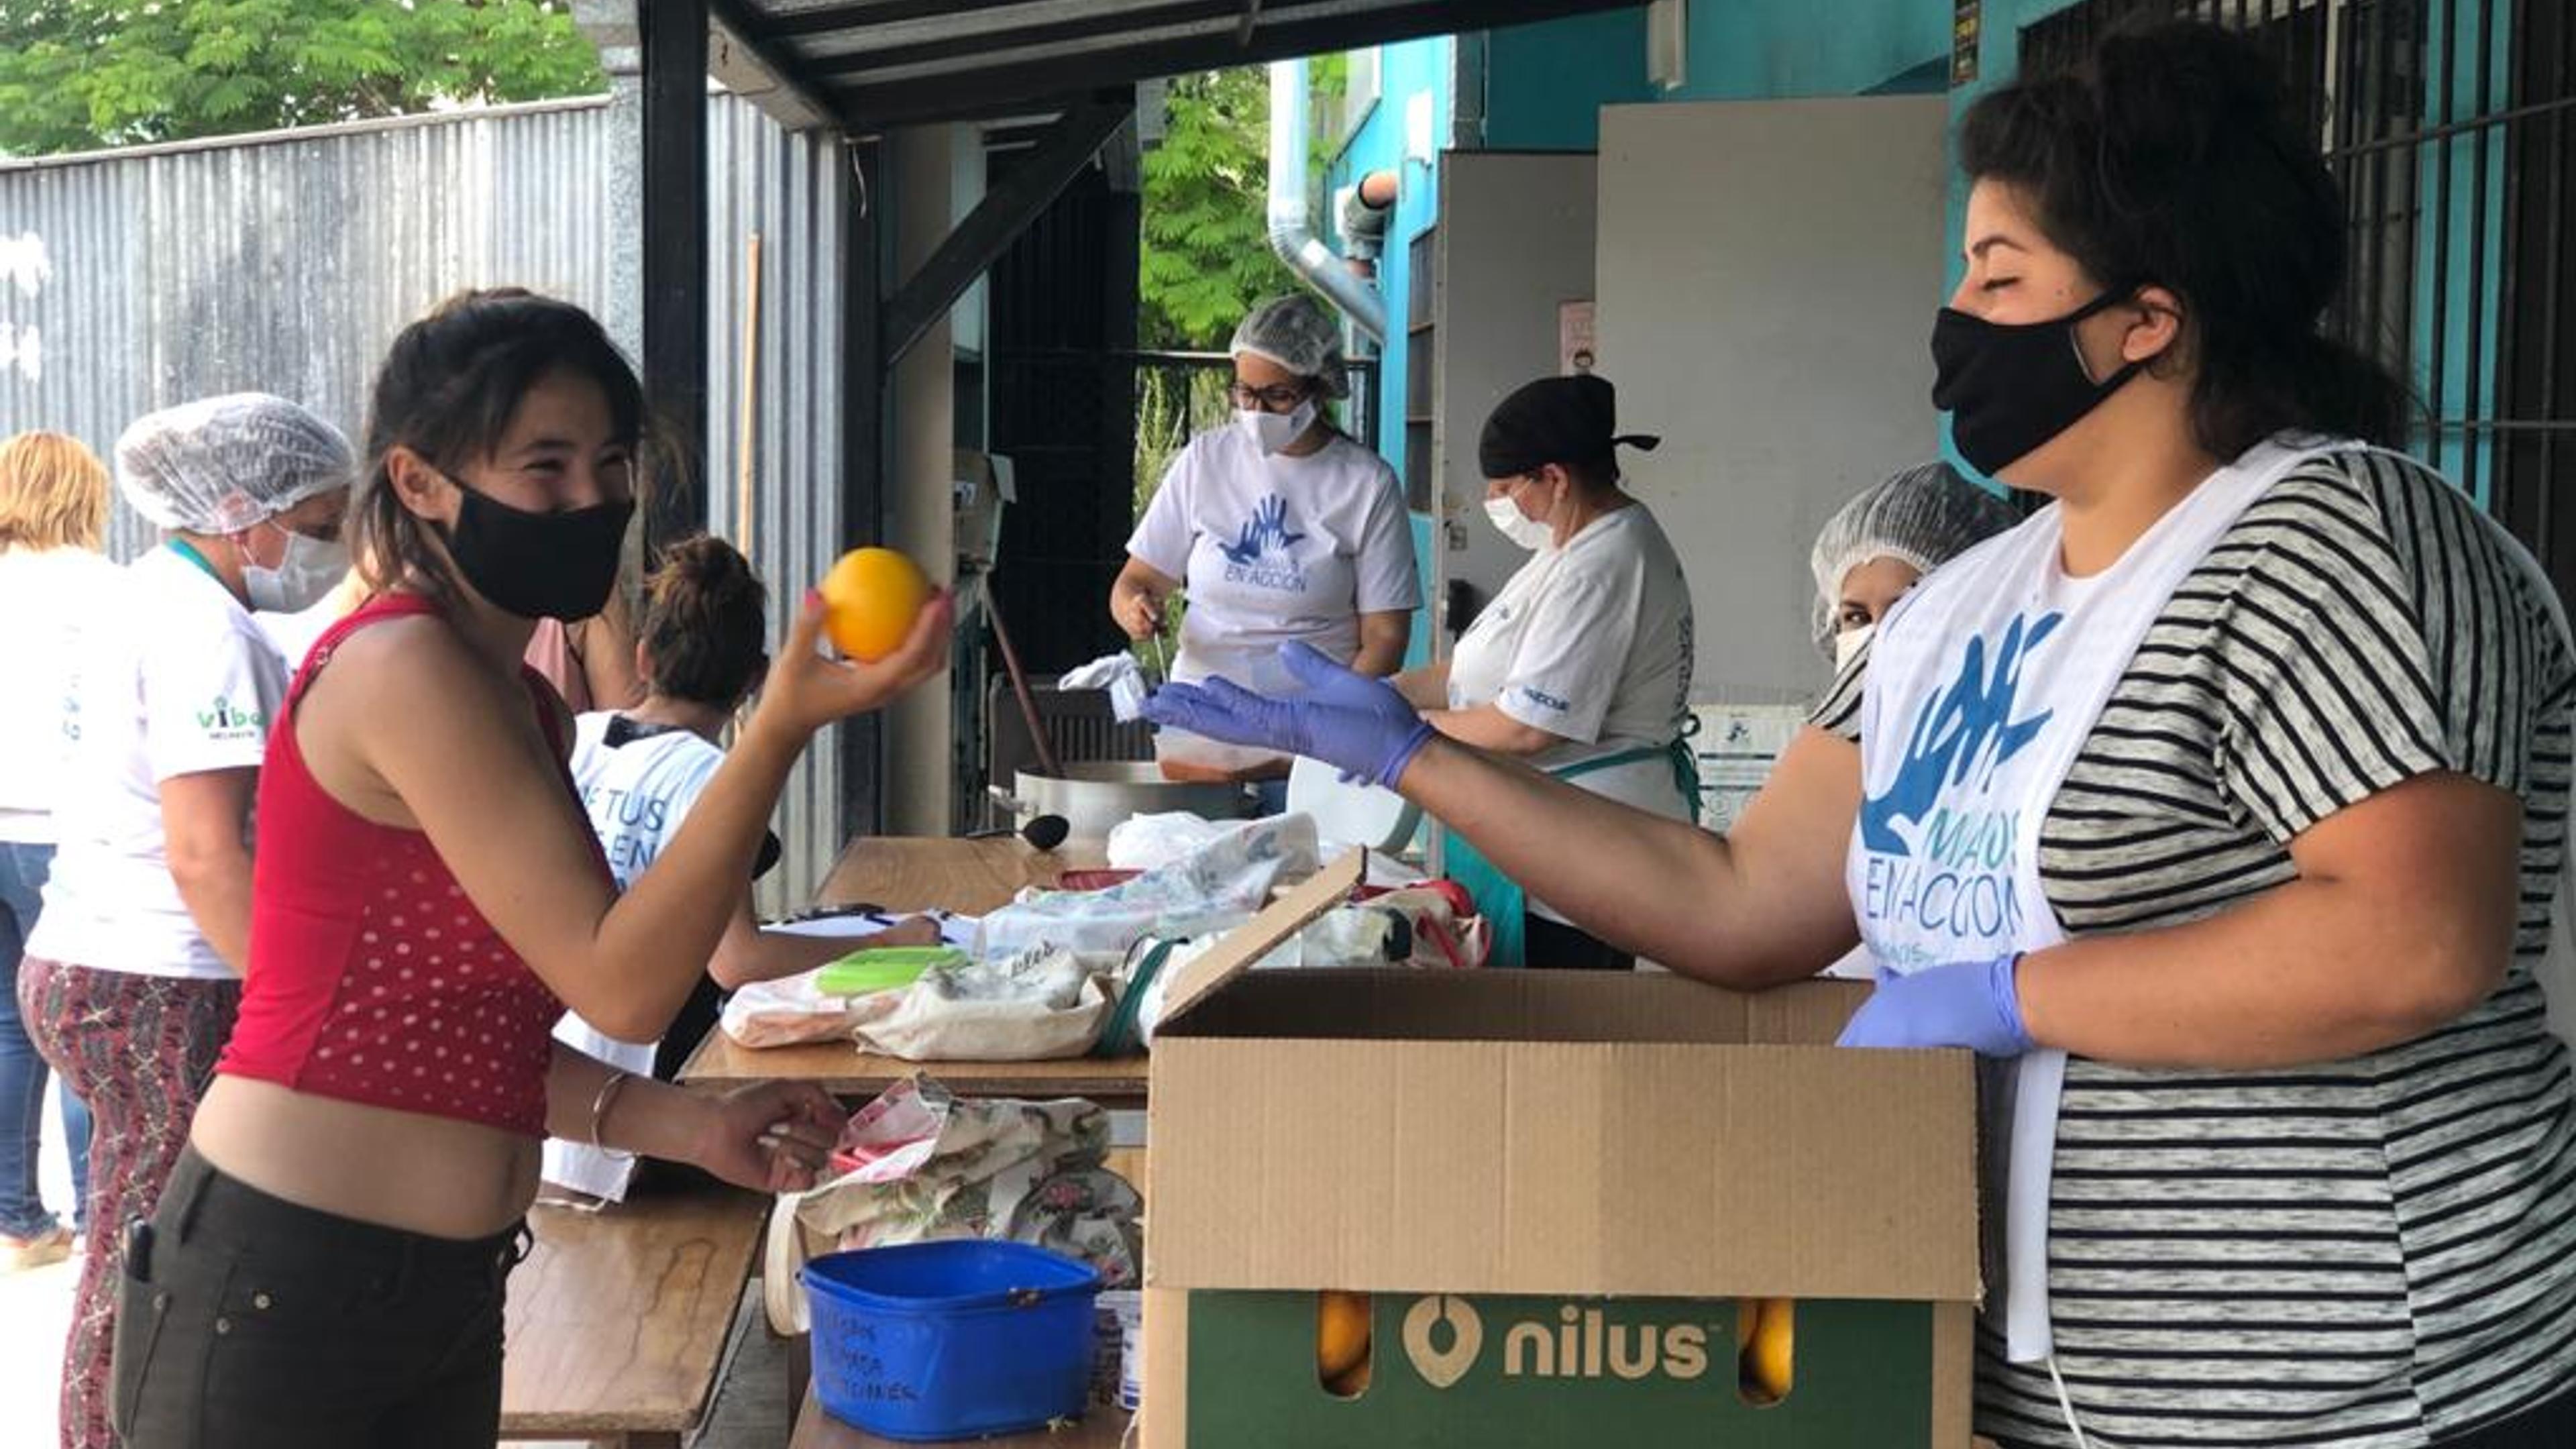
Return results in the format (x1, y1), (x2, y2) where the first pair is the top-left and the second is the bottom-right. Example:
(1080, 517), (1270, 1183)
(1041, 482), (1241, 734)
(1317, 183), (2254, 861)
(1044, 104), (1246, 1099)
(498, 1180), (769, 1449)
(790, 1385), (1131, 1448)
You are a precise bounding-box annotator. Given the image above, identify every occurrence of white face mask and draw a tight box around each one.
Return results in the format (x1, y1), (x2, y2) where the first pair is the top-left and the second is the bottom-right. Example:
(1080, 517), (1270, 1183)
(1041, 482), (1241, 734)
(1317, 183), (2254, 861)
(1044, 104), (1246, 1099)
(1483, 491), (1554, 553)
(1833, 621), (1876, 672)
(1236, 398), (1318, 456)
(244, 524), (350, 613)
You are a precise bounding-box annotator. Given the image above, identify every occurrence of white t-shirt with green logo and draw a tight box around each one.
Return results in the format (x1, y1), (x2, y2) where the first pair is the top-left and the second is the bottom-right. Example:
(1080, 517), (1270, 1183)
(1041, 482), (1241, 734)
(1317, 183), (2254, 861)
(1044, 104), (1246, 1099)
(29, 545), (286, 979)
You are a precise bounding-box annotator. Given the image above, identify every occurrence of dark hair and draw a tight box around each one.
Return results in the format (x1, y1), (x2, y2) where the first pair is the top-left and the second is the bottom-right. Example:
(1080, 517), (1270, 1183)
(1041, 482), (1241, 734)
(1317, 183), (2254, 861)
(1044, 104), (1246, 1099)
(1556, 454), (1621, 494)
(1958, 21), (2412, 458)
(353, 288), (647, 598)
(639, 535), (767, 708)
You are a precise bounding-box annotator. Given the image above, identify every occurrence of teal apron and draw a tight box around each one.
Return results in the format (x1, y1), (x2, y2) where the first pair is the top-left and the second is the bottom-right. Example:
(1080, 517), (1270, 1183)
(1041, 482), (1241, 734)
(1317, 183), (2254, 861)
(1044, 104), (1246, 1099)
(1441, 733), (1701, 969)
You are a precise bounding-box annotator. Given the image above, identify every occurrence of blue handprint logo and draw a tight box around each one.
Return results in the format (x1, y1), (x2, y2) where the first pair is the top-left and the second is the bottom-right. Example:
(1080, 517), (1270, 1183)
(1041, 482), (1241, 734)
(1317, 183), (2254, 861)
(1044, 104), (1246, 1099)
(1859, 610), (2059, 857)
(1220, 494), (1307, 567)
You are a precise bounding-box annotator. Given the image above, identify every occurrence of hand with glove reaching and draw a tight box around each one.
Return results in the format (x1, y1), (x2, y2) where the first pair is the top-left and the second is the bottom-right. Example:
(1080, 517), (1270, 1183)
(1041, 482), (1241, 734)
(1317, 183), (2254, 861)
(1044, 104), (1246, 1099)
(1835, 955), (2035, 1057)
(1143, 641), (1436, 789)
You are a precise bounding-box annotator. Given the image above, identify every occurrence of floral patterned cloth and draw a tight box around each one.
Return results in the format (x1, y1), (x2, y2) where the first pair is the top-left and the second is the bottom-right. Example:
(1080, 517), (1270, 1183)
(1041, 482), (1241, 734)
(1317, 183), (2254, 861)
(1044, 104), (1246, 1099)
(794, 1077), (1142, 1288)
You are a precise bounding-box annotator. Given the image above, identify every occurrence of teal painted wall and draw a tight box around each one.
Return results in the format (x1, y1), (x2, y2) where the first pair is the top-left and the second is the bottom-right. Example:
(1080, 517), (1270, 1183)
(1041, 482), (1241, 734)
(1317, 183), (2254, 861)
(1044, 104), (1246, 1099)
(1479, 1), (1946, 140)
(1671, 0), (1948, 101)
(1483, 9), (1657, 149)
(1328, 36), (1453, 665)
(1955, 0), (2512, 500)
(1324, 0), (2518, 521)
(2414, 0), (2512, 501)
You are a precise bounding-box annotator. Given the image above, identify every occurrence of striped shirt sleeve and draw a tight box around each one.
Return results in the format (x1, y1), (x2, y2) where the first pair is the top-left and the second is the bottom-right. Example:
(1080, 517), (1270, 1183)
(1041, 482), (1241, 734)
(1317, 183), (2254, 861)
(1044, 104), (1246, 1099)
(1809, 638), (1868, 743)
(2206, 452), (2561, 844)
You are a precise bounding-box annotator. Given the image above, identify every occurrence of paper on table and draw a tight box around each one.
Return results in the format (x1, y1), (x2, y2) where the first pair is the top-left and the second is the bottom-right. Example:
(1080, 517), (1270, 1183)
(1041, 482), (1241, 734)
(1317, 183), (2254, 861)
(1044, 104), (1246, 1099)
(770, 910), (980, 949)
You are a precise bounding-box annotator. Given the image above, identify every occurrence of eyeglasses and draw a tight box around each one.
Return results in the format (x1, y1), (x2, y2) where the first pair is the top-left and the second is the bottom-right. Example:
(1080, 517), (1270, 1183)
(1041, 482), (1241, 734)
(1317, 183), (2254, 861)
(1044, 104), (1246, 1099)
(1227, 382), (1310, 413)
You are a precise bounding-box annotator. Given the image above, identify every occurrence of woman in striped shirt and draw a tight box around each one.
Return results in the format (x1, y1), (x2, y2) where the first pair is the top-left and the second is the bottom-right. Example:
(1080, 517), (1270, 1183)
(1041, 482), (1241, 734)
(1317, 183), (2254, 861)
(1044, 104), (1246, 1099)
(1146, 21), (2575, 1448)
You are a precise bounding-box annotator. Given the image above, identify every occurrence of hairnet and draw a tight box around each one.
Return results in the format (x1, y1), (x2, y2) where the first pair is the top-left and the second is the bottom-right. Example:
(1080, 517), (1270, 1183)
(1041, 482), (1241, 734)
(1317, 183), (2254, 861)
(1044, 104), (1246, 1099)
(1230, 293), (1349, 399)
(1809, 461), (2019, 657)
(115, 393), (356, 535)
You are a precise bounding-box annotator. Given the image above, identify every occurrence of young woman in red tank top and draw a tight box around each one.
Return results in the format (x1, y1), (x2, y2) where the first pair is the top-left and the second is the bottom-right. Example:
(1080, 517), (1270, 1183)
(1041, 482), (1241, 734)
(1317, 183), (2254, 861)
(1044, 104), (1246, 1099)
(113, 290), (954, 1448)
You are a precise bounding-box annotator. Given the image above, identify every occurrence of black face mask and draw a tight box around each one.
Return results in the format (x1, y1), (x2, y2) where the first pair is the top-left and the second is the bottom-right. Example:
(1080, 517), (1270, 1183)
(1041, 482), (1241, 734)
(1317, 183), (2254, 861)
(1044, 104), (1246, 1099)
(1930, 289), (2148, 478)
(439, 481), (634, 622)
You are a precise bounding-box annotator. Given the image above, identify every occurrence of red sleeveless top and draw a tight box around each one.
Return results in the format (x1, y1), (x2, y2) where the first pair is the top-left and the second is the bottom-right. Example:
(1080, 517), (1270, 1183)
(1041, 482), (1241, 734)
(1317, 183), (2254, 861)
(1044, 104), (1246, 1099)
(219, 594), (586, 1137)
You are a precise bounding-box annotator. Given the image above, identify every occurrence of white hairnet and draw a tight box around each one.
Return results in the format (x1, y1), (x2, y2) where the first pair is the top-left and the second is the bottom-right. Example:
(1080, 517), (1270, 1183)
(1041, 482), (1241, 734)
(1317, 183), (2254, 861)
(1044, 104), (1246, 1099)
(1230, 293), (1349, 399)
(115, 392), (356, 535)
(1809, 461), (2019, 657)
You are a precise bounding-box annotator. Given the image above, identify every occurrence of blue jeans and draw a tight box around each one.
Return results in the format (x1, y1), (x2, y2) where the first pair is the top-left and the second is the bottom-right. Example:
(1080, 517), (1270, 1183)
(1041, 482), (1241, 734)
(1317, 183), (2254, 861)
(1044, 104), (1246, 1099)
(1, 841), (91, 1238)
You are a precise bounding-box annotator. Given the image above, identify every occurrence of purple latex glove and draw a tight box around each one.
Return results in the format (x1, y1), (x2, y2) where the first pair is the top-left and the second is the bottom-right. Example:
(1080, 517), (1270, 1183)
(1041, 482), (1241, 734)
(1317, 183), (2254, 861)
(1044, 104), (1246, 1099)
(1142, 641), (1435, 789)
(1835, 956), (2034, 1057)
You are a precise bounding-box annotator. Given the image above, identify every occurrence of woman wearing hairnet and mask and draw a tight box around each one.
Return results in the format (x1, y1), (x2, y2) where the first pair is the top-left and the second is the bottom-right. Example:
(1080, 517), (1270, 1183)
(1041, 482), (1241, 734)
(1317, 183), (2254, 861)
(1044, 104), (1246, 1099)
(1807, 462), (2015, 979)
(1809, 461), (2017, 674)
(18, 393), (353, 1449)
(1111, 293), (1419, 784)
(1379, 374), (1695, 970)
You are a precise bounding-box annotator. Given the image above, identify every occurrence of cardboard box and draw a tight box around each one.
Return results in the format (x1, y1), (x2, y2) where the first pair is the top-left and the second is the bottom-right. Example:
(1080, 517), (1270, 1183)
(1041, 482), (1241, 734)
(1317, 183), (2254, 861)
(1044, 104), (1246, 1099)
(1142, 852), (1980, 1447)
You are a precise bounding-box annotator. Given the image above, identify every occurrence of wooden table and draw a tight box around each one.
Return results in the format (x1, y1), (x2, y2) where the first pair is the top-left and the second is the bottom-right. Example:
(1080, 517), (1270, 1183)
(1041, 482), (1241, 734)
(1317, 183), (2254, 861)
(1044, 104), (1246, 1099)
(790, 1386), (1132, 1448)
(814, 835), (1108, 915)
(500, 1182), (769, 1448)
(682, 1036), (1151, 1104)
(680, 835), (1145, 1104)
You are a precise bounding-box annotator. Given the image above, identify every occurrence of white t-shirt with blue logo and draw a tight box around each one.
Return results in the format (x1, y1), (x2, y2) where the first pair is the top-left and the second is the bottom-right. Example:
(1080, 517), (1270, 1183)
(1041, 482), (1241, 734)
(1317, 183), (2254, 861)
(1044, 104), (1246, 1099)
(544, 712), (726, 1200)
(1127, 426), (1419, 696)
(30, 545), (287, 979)
(566, 712), (724, 891)
(1446, 502), (1695, 780)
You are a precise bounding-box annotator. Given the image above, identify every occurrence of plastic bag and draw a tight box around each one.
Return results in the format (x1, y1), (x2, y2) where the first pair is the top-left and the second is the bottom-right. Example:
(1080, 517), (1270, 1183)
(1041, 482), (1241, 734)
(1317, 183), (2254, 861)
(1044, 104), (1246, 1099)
(977, 813), (1319, 959)
(1058, 651), (1151, 723)
(765, 1077), (1143, 1334)
(1112, 904), (1415, 1053)
(850, 945), (1114, 1061)
(1104, 811), (1236, 871)
(720, 966), (896, 1049)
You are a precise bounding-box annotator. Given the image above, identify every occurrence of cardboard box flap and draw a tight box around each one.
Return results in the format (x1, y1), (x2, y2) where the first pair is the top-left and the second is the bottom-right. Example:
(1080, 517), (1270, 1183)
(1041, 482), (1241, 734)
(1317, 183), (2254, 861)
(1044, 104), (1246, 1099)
(1148, 1035), (1979, 1303)
(1156, 849), (1367, 1026)
(1170, 969), (1869, 1046)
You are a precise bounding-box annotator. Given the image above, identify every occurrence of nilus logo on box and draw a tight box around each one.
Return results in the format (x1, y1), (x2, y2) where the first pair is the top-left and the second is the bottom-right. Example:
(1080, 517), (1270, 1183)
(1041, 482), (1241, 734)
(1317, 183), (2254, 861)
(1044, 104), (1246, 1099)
(1401, 1296), (1712, 1389)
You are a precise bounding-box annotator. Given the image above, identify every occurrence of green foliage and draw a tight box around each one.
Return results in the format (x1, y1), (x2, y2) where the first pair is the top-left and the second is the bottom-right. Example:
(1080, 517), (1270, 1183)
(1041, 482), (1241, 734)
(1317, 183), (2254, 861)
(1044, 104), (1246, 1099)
(0, 0), (605, 157)
(1140, 64), (1346, 352)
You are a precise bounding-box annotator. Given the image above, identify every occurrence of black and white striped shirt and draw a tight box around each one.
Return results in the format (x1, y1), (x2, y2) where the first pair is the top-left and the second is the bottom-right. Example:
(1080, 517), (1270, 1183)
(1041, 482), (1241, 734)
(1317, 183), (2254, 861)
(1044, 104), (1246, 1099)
(1815, 450), (2576, 1448)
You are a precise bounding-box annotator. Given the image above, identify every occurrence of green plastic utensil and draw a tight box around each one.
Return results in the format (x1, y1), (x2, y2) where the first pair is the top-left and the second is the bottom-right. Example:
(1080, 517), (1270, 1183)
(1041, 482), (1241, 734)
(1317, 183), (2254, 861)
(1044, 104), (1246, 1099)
(816, 947), (966, 997)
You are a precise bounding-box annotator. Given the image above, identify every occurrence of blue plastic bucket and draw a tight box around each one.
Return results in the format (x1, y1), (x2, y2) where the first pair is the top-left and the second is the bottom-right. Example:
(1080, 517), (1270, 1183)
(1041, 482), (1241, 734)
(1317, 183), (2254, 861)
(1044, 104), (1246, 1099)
(802, 1240), (1105, 1442)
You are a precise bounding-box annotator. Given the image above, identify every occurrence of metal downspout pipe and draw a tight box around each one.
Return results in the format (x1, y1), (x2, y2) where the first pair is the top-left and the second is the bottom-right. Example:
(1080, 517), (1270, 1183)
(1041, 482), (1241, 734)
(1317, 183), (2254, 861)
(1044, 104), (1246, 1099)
(1266, 58), (1387, 343)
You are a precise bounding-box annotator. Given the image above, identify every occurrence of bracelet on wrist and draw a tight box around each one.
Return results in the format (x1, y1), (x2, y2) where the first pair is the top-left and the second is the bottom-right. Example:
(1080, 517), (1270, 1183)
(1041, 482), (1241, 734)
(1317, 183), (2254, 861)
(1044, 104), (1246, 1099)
(589, 1069), (638, 1162)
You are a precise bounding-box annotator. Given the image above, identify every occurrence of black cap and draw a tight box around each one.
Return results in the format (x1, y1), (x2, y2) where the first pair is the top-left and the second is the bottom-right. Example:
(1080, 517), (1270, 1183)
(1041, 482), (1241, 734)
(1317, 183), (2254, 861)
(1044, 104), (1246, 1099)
(1477, 374), (1660, 480)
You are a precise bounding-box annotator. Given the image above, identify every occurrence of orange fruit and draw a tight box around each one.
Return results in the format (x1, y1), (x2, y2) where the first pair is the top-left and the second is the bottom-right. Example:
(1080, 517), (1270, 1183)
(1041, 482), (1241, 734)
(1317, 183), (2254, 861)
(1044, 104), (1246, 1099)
(819, 547), (930, 661)
(1317, 1291), (1372, 1382)
(1739, 1297), (1794, 1404)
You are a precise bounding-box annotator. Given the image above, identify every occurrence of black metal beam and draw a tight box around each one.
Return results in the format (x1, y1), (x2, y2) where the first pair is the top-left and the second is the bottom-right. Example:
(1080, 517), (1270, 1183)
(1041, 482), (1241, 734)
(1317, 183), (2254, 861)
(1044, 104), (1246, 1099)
(641, 0), (710, 555)
(816, 0), (1643, 130)
(839, 138), (889, 838)
(753, 0), (1043, 41)
(707, 0), (851, 128)
(801, 0), (1238, 76)
(879, 92), (1135, 371)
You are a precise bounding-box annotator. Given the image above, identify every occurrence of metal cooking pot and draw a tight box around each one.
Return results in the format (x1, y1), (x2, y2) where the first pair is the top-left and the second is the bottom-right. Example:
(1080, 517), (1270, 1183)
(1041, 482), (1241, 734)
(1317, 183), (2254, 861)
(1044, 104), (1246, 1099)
(991, 762), (1258, 843)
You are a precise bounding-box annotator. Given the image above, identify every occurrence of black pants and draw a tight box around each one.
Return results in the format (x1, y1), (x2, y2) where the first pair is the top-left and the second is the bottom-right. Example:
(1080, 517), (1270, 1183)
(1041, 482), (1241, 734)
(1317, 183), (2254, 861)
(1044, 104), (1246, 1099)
(1523, 913), (1635, 971)
(113, 1145), (528, 1448)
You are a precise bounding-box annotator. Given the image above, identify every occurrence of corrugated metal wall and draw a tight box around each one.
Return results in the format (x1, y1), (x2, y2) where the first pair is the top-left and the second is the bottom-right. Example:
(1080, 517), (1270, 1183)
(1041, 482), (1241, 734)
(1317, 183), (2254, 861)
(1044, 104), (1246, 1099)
(0, 98), (617, 558)
(702, 95), (853, 911)
(0, 94), (854, 907)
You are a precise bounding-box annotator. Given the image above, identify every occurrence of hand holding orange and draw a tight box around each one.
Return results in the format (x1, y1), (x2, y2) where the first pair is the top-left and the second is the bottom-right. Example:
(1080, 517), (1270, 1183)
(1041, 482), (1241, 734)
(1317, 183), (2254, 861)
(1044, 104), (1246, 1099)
(820, 547), (932, 661)
(750, 552), (952, 742)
